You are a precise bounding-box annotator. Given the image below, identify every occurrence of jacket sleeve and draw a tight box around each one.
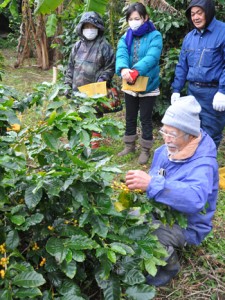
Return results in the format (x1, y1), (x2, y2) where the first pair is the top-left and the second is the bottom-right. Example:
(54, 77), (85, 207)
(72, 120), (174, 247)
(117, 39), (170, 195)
(146, 163), (215, 214)
(132, 31), (163, 75)
(218, 37), (225, 94)
(171, 36), (189, 93)
(115, 35), (130, 75)
(98, 41), (115, 83)
(64, 42), (79, 87)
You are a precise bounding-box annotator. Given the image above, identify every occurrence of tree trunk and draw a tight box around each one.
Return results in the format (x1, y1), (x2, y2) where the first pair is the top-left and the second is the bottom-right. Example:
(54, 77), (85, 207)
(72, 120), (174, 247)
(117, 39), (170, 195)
(125, 0), (178, 14)
(36, 15), (49, 70)
(147, 0), (178, 14)
(15, 0), (50, 70)
(52, 4), (64, 64)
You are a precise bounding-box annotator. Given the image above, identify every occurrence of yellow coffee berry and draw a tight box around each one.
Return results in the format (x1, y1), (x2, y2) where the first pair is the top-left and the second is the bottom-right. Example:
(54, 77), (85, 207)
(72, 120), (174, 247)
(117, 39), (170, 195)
(39, 257), (46, 267)
(0, 257), (9, 267)
(0, 269), (5, 279)
(32, 243), (40, 251)
(0, 244), (6, 254)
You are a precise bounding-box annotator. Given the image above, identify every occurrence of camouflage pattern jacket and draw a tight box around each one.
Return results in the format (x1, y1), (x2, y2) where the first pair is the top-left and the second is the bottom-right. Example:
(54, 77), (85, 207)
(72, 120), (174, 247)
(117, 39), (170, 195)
(64, 12), (115, 91)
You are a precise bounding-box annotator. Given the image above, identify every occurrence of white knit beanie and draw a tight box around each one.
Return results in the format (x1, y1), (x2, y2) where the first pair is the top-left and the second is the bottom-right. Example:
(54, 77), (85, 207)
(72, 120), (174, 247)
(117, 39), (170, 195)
(161, 96), (201, 137)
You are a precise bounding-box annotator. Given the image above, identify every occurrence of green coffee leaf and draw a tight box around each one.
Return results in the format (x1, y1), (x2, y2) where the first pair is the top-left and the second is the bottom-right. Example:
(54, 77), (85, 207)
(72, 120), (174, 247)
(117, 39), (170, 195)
(14, 287), (42, 298)
(10, 215), (25, 226)
(123, 269), (145, 285)
(6, 230), (19, 250)
(125, 284), (155, 300)
(25, 186), (43, 210)
(46, 237), (68, 263)
(13, 271), (46, 288)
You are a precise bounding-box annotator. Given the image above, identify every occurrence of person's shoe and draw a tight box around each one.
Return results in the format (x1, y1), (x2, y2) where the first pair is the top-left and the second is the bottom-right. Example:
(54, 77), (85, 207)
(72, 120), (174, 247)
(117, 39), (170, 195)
(146, 251), (180, 287)
(118, 134), (138, 156)
(138, 138), (153, 165)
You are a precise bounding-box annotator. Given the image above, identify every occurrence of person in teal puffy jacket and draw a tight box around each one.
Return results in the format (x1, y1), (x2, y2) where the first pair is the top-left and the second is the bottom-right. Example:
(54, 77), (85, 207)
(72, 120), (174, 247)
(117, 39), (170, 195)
(116, 2), (163, 164)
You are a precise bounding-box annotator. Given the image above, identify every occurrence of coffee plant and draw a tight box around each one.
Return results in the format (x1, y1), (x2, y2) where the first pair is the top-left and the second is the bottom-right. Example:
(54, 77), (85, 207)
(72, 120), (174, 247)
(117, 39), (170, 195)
(0, 83), (186, 299)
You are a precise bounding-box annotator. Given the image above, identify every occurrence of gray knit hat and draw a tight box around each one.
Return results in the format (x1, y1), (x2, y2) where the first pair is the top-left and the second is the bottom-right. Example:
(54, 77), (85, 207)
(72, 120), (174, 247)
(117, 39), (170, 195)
(161, 96), (201, 137)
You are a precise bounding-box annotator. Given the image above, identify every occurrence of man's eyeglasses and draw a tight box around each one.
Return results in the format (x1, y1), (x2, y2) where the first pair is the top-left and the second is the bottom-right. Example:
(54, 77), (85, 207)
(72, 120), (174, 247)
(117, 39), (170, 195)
(159, 128), (186, 140)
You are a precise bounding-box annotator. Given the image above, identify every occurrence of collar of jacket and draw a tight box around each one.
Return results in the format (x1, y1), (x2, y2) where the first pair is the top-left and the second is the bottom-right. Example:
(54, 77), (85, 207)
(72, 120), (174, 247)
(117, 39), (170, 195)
(168, 133), (202, 161)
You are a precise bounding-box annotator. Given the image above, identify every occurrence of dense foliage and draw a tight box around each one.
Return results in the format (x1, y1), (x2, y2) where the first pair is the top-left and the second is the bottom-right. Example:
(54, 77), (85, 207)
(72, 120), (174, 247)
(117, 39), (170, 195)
(1, 1), (225, 299)
(0, 83), (188, 299)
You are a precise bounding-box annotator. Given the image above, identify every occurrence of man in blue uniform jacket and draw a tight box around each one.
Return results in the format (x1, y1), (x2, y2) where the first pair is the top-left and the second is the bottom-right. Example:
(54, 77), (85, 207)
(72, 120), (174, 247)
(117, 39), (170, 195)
(171, 0), (225, 148)
(126, 95), (219, 286)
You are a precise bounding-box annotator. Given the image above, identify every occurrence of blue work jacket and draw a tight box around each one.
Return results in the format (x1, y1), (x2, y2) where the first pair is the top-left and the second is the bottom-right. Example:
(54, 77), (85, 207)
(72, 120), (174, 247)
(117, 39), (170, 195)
(146, 130), (219, 245)
(172, 18), (225, 94)
(116, 30), (162, 93)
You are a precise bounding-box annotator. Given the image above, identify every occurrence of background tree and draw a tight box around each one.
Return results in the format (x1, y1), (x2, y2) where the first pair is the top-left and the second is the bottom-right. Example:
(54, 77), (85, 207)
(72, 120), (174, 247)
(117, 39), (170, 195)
(1, 0), (225, 113)
(0, 0), (179, 70)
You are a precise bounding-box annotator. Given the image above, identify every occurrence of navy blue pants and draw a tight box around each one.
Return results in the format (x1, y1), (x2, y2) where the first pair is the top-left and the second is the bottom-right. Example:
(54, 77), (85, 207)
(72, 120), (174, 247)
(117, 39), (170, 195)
(124, 93), (156, 140)
(188, 83), (225, 148)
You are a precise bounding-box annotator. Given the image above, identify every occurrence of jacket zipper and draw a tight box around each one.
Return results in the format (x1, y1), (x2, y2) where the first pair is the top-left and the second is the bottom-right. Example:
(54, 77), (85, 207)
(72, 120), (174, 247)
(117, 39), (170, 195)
(198, 48), (205, 66)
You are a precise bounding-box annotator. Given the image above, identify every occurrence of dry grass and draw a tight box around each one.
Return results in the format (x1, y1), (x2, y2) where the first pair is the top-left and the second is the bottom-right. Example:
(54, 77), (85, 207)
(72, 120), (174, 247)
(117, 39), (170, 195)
(1, 48), (52, 93)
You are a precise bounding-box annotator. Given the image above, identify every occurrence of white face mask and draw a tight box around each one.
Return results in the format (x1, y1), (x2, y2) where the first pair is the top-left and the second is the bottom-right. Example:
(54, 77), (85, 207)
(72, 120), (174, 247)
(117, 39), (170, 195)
(128, 19), (143, 31)
(82, 28), (98, 40)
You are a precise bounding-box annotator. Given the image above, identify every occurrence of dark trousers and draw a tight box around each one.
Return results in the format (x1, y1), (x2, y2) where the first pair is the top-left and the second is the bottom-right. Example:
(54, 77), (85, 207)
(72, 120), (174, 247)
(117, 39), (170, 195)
(152, 220), (187, 258)
(188, 83), (225, 148)
(124, 93), (156, 140)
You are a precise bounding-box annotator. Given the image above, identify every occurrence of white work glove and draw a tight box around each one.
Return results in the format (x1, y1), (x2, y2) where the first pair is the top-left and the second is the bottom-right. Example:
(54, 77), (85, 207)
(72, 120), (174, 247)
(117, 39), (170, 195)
(171, 92), (180, 104)
(213, 92), (225, 112)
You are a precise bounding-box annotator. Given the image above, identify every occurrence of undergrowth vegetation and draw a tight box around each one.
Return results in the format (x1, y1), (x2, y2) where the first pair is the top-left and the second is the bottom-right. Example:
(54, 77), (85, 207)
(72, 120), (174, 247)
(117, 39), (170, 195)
(0, 82), (192, 299)
(1, 0), (225, 296)
(0, 54), (225, 299)
(0, 78), (224, 299)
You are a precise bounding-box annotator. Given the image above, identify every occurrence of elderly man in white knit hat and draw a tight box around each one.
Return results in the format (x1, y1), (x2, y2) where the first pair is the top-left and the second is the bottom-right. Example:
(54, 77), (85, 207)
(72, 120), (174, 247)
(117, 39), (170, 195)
(125, 95), (219, 287)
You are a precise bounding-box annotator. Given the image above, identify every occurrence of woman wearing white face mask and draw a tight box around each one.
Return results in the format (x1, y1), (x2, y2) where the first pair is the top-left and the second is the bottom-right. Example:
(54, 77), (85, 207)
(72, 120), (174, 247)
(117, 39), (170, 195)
(65, 11), (115, 95)
(64, 12), (115, 148)
(82, 23), (98, 40)
(116, 2), (163, 165)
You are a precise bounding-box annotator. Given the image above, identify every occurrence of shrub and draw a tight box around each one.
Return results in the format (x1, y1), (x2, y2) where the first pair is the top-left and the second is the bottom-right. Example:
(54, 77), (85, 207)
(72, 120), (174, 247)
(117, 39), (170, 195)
(0, 83), (186, 299)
